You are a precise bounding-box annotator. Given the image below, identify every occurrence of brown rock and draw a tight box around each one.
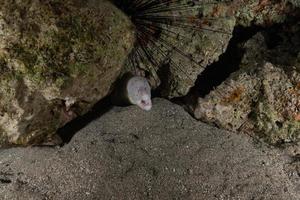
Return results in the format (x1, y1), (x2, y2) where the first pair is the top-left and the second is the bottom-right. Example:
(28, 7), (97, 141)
(0, 0), (135, 146)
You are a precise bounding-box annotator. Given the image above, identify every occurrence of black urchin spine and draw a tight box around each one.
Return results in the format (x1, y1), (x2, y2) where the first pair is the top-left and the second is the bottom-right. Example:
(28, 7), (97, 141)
(111, 0), (233, 82)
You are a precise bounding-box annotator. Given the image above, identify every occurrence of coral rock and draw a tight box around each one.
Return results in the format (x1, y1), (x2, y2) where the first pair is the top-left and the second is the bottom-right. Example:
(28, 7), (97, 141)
(0, 0), (135, 146)
(192, 22), (300, 144)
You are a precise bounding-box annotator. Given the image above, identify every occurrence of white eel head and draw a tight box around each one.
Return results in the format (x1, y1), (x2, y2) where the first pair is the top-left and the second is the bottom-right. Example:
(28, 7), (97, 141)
(127, 76), (152, 111)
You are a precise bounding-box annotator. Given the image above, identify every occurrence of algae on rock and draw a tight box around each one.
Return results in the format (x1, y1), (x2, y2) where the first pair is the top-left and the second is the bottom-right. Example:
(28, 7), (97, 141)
(0, 0), (135, 146)
(191, 25), (300, 144)
(134, 0), (297, 98)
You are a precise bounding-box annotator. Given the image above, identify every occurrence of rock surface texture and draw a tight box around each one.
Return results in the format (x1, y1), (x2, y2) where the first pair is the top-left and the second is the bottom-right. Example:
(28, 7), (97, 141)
(134, 0), (298, 98)
(192, 23), (300, 144)
(0, 0), (134, 145)
(0, 99), (299, 200)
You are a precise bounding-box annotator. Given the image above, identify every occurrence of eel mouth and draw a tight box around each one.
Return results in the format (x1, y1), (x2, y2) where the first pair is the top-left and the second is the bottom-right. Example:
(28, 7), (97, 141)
(138, 100), (152, 111)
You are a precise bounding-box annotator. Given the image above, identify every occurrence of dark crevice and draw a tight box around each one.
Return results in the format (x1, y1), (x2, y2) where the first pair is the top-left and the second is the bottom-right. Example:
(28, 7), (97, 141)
(57, 96), (113, 144)
(0, 178), (12, 184)
(263, 24), (284, 49)
(192, 25), (261, 98)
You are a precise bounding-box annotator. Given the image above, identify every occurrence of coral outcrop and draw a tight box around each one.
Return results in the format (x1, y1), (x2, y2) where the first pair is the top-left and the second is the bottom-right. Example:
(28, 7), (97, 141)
(192, 26), (300, 144)
(150, 0), (298, 98)
(0, 0), (134, 145)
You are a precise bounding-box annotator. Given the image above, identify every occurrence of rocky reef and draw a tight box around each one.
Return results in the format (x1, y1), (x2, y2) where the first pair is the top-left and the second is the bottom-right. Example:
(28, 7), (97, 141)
(0, 0), (299, 146)
(0, 0), (134, 146)
(129, 0), (300, 144)
(191, 22), (300, 144)
(0, 1), (299, 199)
(147, 0), (299, 98)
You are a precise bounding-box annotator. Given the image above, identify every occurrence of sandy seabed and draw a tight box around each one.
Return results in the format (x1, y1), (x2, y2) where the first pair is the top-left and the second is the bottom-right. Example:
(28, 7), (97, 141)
(0, 98), (299, 200)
